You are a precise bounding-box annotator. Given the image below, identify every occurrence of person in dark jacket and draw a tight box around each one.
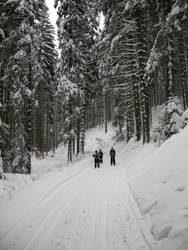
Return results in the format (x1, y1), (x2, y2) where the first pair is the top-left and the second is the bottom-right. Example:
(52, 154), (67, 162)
(109, 147), (116, 166)
(98, 149), (103, 164)
(93, 150), (100, 168)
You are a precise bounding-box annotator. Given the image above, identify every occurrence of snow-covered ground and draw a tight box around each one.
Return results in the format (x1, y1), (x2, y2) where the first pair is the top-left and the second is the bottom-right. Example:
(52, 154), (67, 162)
(0, 121), (188, 250)
(126, 126), (188, 250)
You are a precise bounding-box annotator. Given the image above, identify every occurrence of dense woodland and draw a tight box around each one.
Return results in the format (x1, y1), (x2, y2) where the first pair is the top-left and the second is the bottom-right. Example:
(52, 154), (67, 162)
(0, 0), (188, 173)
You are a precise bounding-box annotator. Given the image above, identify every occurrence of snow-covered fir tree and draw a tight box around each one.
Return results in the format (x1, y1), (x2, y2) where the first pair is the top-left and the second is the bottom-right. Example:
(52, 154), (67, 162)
(0, 0), (57, 173)
(55, 0), (98, 161)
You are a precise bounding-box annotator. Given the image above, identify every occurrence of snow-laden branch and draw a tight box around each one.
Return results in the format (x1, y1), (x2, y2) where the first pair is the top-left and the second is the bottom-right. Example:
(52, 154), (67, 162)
(109, 23), (134, 55)
(145, 29), (163, 79)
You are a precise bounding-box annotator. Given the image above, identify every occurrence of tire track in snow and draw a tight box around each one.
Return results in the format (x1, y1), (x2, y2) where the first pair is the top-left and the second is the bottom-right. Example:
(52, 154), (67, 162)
(92, 170), (113, 250)
(103, 169), (133, 250)
(23, 176), (86, 250)
(26, 167), (106, 250)
(80, 167), (131, 250)
(38, 161), (90, 204)
(51, 168), (107, 250)
(0, 160), (89, 242)
(33, 167), (106, 250)
(1, 166), (103, 250)
(0, 173), (85, 250)
(107, 171), (131, 250)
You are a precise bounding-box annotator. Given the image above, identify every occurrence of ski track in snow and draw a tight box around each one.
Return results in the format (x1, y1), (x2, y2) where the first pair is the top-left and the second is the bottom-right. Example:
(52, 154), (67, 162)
(0, 157), (153, 250)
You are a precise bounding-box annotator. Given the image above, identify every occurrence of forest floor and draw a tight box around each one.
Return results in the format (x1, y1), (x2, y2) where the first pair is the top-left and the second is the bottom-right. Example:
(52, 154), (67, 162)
(1, 122), (188, 250)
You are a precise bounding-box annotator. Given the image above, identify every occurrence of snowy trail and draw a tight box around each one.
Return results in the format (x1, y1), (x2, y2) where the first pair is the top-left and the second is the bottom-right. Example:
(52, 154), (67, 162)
(0, 157), (153, 250)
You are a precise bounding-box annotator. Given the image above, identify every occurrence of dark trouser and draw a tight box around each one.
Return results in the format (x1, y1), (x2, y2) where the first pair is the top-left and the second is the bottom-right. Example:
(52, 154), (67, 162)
(95, 160), (100, 168)
(99, 157), (103, 164)
(110, 156), (115, 166)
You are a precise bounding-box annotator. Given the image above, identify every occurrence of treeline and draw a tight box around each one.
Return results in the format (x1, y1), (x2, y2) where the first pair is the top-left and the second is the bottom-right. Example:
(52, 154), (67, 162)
(0, 0), (188, 173)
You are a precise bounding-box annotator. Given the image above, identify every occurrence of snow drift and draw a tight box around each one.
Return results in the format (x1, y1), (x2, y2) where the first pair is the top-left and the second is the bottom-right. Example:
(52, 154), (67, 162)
(128, 125), (188, 250)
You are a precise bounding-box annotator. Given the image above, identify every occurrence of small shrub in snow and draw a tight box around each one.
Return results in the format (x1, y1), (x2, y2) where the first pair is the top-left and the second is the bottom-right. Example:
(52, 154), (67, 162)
(111, 123), (126, 142)
(0, 165), (5, 179)
(152, 97), (185, 145)
(182, 109), (188, 125)
(114, 129), (126, 141)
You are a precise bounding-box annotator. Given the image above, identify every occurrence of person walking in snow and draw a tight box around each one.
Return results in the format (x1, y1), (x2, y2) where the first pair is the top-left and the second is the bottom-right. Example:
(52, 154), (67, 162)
(109, 147), (116, 166)
(98, 149), (103, 164)
(93, 150), (100, 168)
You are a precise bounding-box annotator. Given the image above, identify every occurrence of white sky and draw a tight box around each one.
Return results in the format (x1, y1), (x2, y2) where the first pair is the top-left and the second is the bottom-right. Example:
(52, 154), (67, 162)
(46, 0), (58, 47)
(46, 1), (104, 31)
(46, 0), (57, 29)
(45, 1), (104, 48)
(99, 13), (104, 30)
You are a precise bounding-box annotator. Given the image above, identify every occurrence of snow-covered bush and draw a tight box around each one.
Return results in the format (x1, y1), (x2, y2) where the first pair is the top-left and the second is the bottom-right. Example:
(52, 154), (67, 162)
(114, 129), (126, 142)
(182, 109), (188, 125)
(152, 97), (185, 145)
(0, 163), (4, 179)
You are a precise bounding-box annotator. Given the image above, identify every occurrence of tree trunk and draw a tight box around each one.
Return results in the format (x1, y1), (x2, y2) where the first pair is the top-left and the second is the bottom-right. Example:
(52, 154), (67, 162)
(135, 7), (150, 143)
(178, 31), (188, 108)
(80, 105), (85, 154)
(166, 31), (175, 98)
(132, 74), (141, 141)
(104, 92), (108, 133)
(76, 118), (80, 155)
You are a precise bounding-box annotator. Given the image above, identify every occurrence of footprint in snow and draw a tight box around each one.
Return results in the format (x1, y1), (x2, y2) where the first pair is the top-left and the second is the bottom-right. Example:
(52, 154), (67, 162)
(175, 187), (185, 192)
(181, 207), (188, 217)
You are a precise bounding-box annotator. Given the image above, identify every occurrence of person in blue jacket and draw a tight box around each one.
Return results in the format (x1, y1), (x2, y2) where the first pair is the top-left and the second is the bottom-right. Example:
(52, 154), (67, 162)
(93, 150), (100, 168)
(98, 149), (104, 164)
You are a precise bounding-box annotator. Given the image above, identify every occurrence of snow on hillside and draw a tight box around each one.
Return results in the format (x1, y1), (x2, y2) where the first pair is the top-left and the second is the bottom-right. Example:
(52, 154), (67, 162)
(125, 126), (188, 250)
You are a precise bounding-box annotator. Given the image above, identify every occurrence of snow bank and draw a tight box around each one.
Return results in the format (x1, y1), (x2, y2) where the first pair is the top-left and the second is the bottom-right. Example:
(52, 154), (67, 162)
(31, 145), (67, 177)
(127, 125), (188, 249)
(0, 144), (66, 200)
(0, 174), (33, 200)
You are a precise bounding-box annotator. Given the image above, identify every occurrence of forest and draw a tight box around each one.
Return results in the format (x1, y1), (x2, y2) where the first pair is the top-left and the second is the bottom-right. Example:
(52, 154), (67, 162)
(0, 0), (188, 173)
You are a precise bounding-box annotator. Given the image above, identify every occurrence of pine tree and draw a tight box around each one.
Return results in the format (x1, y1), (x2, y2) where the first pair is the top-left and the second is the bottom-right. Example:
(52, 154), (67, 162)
(55, 0), (98, 161)
(0, 0), (57, 172)
(34, 0), (57, 155)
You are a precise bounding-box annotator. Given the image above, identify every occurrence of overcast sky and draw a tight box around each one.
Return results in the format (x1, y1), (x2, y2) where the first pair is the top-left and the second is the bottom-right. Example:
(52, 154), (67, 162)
(46, 0), (57, 28)
(45, 1), (104, 48)
(46, 0), (58, 47)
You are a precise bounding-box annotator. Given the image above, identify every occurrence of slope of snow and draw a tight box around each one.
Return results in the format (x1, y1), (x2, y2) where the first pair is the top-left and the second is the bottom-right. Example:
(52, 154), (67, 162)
(127, 126), (188, 250)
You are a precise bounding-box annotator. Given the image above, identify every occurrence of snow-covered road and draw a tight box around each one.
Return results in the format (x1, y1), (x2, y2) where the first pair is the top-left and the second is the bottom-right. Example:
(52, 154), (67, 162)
(0, 156), (153, 250)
